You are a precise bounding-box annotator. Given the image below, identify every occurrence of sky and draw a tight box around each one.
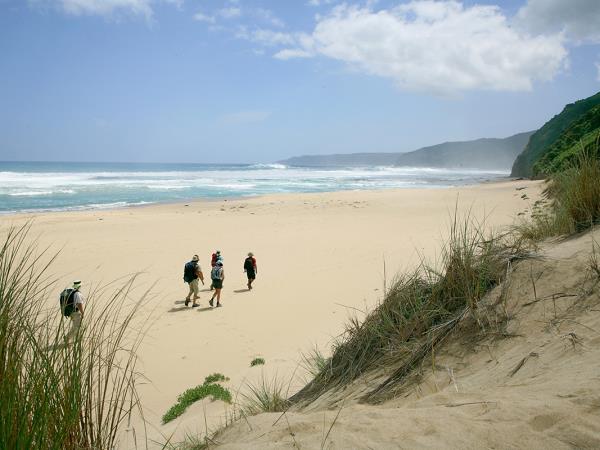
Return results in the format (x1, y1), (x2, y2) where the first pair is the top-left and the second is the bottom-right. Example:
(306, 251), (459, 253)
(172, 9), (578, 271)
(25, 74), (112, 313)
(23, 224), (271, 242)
(0, 0), (599, 164)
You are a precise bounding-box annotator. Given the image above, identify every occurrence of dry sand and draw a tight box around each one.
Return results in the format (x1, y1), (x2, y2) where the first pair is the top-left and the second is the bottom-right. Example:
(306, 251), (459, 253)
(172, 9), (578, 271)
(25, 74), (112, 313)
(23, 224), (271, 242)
(215, 225), (600, 450)
(3, 179), (543, 447)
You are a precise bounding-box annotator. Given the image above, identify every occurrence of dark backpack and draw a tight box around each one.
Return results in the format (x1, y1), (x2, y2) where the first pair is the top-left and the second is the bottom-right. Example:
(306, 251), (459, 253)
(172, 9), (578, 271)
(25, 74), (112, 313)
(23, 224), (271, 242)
(183, 261), (197, 283)
(244, 258), (254, 272)
(59, 288), (76, 317)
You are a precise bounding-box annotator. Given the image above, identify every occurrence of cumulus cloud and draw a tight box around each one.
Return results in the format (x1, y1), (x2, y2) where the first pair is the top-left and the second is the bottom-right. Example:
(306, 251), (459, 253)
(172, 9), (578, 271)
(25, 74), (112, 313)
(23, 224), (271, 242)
(276, 1), (568, 94)
(193, 11), (215, 23)
(517, 0), (600, 43)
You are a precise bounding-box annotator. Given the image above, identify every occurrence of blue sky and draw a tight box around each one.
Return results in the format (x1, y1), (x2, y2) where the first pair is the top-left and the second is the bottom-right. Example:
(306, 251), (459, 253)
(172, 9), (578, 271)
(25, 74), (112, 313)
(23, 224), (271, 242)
(1, 0), (599, 163)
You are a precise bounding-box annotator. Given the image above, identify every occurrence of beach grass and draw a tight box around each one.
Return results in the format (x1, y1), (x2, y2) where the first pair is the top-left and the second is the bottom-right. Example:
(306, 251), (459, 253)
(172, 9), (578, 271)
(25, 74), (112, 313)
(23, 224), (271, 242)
(289, 211), (515, 403)
(241, 374), (291, 415)
(0, 223), (148, 450)
(516, 145), (600, 241)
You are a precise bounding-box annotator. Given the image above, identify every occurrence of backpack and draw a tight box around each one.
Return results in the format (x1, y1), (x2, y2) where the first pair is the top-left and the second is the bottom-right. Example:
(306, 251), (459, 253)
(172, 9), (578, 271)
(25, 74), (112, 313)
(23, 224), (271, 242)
(183, 261), (198, 283)
(244, 257), (254, 272)
(211, 266), (223, 280)
(59, 288), (76, 317)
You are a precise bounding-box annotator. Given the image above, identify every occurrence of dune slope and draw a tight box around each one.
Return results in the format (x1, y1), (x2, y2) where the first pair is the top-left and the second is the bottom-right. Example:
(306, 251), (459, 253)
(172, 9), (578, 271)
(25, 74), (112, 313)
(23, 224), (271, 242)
(215, 228), (600, 449)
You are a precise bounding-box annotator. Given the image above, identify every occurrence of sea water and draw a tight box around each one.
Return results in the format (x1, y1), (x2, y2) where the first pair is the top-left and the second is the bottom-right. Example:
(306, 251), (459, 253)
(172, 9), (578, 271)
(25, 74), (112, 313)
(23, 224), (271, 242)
(0, 161), (508, 213)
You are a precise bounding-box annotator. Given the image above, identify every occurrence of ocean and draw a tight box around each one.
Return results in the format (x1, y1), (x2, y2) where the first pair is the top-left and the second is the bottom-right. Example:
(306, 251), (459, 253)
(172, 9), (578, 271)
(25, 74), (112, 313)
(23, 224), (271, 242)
(0, 161), (509, 213)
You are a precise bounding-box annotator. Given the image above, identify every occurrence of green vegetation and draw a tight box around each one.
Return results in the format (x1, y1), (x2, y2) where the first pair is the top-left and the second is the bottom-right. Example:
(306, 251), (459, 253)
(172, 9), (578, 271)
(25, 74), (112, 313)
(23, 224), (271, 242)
(300, 346), (329, 378)
(290, 212), (514, 404)
(517, 148), (600, 239)
(250, 357), (265, 367)
(511, 91), (600, 178)
(0, 224), (147, 450)
(162, 374), (231, 424)
(242, 375), (290, 414)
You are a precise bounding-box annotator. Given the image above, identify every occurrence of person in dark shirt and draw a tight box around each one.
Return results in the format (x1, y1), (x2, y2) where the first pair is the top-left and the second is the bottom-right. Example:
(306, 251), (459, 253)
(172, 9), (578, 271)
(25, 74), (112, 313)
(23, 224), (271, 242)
(244, 252), (257, 290)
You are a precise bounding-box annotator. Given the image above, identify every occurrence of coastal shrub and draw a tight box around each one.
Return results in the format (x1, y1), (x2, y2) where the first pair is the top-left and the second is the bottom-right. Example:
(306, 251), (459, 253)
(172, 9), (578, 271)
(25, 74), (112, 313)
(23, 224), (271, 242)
(0, 224), (147, 450)
(241, 375), (290, 415)
(250, 357), (265, 367)
(162, 374), (231, 424)
(290, 213), (510, 403)
(516, 145), (600, 242)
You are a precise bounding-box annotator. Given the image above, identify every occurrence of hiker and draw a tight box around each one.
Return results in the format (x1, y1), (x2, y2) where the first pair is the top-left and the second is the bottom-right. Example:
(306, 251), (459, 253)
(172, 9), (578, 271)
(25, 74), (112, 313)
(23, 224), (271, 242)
(210, 250), (221, 290)
(209, 260), (225, 308)
(184, 254), (204, 307)
(244, 252), (257, 290)
(62, 280), (85, 343)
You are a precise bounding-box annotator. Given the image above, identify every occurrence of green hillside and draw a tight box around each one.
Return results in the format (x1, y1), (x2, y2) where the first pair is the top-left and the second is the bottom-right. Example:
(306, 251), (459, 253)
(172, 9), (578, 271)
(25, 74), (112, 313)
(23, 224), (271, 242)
(511, 91), (600, 178)
(533, 105), (600, 175)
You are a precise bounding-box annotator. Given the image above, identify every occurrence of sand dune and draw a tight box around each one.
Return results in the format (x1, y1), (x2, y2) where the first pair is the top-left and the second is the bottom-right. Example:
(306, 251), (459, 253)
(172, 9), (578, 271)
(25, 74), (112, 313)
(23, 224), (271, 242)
(214, 225), (600, 449)
(5, 180), (544, 447)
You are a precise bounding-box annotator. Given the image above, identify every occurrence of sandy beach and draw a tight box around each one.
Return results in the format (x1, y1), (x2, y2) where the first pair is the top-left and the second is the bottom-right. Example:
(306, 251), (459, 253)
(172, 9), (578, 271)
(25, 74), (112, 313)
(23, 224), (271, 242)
(4, 179), (543, 446)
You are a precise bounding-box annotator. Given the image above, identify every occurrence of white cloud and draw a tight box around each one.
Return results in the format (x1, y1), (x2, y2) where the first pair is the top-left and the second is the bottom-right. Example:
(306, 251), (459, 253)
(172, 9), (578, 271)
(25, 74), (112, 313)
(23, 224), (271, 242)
(60, 0), (154, 19)
(307, 0), (335, 6)
(517, 0), (600, 43)
(253, 8), (285, 28)
(276, 2), (568, 94)
(32, 0), (181, 20)
(193, 11), (215, 23)
(248, 29), (296, 46)
(218, 7), (241, 19)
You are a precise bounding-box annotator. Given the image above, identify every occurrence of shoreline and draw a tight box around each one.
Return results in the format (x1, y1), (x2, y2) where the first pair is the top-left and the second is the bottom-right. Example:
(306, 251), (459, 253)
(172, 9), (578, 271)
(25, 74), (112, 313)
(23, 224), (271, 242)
(1, 175), (519, 219)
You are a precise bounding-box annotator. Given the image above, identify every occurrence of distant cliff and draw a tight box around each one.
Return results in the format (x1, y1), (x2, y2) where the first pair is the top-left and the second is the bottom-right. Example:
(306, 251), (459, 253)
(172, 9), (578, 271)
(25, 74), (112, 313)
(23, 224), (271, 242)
(280, 131), (534, 170)
(394, 132), (533, 170)
(511, 91), (600, 178)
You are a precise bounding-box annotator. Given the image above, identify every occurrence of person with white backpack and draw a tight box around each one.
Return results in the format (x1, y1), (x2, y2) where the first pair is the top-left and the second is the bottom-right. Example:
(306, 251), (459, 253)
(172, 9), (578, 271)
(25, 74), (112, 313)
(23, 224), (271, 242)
(209, 260), (225, 308)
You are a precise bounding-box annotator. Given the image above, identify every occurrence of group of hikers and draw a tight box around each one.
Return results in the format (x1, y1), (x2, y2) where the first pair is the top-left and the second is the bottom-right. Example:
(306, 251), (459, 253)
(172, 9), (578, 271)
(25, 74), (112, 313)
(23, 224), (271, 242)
(59, 251), (257, 341)
(183, 250), (257, 308)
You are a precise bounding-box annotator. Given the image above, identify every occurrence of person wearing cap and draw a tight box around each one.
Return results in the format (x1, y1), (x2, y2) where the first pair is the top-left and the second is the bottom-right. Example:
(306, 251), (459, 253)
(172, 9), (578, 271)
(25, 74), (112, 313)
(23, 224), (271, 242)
(184, 255), (204, 307)
(209, 260), (225, 307)
(243, 252), (257, 290)
(65, 280), (85, 343)
(210, 250), (221, 291)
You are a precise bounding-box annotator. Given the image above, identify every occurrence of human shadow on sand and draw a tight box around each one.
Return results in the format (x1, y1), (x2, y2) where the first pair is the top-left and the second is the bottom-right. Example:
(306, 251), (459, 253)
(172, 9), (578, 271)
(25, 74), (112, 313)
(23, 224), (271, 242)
(167, 306), (199, 313)
(233, 289), (250, 293)
(195, 306), (214, 313)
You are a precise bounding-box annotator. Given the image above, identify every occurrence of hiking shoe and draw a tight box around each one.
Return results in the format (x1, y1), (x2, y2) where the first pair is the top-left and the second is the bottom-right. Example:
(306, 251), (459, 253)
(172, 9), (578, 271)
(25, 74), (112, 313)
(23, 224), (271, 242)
(209, 299), (214, 307)
(216, 302), (222, 307)
(184, 298), (190, 307)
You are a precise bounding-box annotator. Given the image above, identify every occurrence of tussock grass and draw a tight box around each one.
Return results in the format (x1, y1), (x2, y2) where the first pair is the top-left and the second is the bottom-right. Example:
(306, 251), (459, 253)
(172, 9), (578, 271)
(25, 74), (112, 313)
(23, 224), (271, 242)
(290, 213), (514, 404)
(516, 146), (600, 242)
(300, 346), (329, 379)
(0, 224), (148, 450)
(241, 375), (290, 415)
(162, 374), (231, 424)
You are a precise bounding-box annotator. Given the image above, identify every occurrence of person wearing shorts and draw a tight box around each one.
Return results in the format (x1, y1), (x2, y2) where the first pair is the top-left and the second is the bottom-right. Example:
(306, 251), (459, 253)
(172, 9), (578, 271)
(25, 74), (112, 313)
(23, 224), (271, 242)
(244, 252), (257, 290)
(209, 261), (225, 307)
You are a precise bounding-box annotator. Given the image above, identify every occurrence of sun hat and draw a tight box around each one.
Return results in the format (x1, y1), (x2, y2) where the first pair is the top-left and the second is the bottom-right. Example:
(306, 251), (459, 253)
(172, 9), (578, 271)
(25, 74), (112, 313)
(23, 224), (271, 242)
(192, 255), (199, 262)
(73, 280), (82, 289)
(216, 250), (221, 255)
(248, 252), (254, 257)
